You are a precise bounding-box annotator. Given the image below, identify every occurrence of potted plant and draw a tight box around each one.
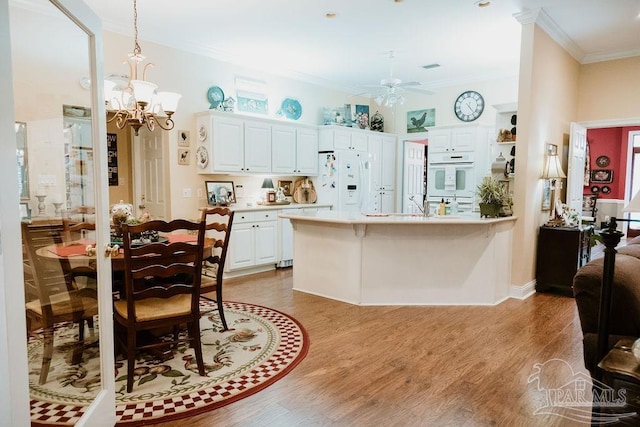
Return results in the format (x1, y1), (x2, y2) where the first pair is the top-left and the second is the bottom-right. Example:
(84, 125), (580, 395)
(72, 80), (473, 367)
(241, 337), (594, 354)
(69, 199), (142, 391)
(476, 176), (507, 218)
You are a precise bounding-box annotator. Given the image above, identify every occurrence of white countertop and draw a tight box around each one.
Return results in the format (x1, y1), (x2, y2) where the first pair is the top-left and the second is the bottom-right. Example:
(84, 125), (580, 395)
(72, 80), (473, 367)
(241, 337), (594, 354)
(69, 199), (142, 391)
(231, 203), (332, 213)
(279, 210), (517, 225)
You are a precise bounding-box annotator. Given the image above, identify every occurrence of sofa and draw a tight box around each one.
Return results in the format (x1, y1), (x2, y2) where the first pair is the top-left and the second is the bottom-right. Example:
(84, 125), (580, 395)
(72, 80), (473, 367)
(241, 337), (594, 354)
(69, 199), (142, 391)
(573, 235), (640, 374)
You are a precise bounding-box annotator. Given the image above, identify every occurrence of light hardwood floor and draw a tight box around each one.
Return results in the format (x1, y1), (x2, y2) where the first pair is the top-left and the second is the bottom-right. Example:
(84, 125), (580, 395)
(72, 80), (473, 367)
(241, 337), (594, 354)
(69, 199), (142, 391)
(158, 268), (592, 427)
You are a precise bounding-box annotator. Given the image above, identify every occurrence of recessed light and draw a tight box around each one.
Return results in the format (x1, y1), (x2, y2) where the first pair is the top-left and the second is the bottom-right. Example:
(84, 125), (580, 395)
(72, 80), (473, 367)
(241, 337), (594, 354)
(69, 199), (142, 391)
(394, 0), (403, 3)
(325, 12), (337, 18)
(475, 1), (491, 7)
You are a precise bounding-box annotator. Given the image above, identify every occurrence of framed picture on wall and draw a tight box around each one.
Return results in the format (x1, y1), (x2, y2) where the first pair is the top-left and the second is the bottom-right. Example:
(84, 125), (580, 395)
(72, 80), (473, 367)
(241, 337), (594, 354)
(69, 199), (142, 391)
(541, 179), (551, 211)
(205, 181), (236, 205)
(19, 202), (31, 220)
(590, 169), (613, 183)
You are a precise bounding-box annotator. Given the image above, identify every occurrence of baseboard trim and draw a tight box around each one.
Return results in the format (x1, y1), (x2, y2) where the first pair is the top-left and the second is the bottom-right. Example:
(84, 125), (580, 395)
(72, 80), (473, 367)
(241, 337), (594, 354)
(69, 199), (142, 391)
(509, 280), (536, 300)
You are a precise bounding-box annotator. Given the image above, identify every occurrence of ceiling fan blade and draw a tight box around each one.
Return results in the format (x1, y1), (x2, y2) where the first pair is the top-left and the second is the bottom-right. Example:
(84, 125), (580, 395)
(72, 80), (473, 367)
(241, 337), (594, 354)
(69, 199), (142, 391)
(405, 86), (436, 95)
(397, 81), (421, 87)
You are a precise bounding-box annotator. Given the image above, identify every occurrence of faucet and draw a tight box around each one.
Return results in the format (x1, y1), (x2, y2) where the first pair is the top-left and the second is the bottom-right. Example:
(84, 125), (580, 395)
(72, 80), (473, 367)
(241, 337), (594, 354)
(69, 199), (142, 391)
(409, 196), (430, 217)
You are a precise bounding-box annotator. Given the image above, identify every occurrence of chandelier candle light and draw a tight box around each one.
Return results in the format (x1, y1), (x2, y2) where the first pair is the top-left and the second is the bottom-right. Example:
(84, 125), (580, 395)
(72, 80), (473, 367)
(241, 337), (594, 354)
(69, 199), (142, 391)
(104, 0), (181, 135)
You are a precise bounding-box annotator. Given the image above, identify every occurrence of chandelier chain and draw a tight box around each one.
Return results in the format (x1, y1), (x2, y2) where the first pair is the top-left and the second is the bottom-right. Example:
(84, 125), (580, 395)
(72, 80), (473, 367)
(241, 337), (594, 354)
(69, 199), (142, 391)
(132, 0), (141, 56)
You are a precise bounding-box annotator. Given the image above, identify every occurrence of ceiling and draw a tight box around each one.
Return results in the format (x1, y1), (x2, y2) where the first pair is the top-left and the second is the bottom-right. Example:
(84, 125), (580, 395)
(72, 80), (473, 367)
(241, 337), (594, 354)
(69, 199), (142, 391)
(82, 0), (640, 95)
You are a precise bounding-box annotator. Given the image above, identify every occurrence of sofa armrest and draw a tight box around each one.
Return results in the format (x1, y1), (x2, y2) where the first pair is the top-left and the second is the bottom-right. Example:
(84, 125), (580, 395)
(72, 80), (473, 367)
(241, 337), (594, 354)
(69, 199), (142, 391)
(573, 254), (640, 337)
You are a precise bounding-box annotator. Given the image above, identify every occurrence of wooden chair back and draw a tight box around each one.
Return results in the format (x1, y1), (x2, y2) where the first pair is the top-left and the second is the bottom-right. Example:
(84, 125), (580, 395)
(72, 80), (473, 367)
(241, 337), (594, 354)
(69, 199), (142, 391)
(116, 219), (207, 392)
(21, 221), (97, 384)
(199, 207), (234, 331)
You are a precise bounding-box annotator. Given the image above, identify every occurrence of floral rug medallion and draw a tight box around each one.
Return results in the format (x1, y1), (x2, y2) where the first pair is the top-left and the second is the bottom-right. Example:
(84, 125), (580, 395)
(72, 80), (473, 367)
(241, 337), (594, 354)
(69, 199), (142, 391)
(29, 301), (309, 425)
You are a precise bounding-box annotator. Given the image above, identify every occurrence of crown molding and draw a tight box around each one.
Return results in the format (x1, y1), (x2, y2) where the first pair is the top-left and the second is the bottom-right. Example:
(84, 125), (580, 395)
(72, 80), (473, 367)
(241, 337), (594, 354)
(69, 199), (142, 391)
(514, 8), (584, 63)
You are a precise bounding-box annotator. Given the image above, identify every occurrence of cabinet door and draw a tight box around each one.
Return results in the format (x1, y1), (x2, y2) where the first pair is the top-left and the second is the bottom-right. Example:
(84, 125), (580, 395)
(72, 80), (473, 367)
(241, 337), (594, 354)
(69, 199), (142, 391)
(428, 129), (451, 153)
(367, 134), (383, 189)
(333, 129), (352, 150)
(380, 136), (396, 189)
(351, 132), (368, 151)
(228, 223), (255, 270)
(451, 127), (476, 152)
(254, 221), (277, 265)
(212, 116), (244, 172)
(380, 190), (395, 213)
(244, 120), (271, 172)
(271, 125), (297, 173)
(296, 128), (319, 175)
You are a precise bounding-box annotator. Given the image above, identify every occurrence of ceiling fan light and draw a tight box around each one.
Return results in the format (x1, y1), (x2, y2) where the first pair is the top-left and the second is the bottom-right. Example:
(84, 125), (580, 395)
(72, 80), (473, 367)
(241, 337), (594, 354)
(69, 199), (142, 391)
(375, 95), (384, 105)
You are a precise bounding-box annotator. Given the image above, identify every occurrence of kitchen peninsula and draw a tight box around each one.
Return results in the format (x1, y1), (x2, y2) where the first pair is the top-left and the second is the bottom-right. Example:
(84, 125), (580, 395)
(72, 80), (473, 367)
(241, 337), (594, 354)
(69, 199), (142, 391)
(279, 211), (517, 305)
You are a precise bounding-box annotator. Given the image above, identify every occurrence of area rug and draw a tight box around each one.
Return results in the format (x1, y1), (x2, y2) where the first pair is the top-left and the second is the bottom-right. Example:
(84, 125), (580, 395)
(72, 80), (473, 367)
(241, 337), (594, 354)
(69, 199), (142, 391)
(29, 301), (309, 426)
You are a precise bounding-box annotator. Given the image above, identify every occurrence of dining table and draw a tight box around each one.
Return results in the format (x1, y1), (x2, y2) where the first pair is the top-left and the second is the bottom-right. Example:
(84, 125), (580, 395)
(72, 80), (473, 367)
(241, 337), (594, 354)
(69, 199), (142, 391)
(35, 234), (214, 272)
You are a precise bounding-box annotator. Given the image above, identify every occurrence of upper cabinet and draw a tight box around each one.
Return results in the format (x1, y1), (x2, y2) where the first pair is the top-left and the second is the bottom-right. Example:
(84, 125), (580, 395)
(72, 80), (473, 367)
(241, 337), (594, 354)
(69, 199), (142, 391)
(319, 126), (368, 151)
(428, 126), (486, 153)
(271, 124), (318, 175)
(196, 110), (318, 175)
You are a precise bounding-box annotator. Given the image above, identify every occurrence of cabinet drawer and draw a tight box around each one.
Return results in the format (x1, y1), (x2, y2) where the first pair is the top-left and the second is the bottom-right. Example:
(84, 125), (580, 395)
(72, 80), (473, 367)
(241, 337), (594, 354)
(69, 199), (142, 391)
(233, 210), (278, 223)
(254, 210), (277, 222)
(233, 211), (256, 223)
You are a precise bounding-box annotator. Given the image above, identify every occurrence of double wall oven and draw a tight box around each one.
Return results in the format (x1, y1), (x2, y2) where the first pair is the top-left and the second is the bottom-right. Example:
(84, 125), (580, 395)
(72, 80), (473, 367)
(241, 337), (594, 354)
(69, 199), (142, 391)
(427, 152), (476, 212)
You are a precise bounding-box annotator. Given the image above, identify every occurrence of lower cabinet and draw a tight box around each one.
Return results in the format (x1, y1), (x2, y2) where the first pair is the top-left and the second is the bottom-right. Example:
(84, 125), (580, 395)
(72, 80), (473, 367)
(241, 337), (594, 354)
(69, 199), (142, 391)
(227, 211), (277, 271)
(535, 225), (593, 294)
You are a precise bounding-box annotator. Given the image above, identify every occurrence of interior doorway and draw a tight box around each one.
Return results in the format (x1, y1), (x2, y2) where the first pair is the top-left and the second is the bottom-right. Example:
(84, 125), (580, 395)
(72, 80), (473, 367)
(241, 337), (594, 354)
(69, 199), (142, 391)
(133, 126), (168, 220)
(626, 131), (640, 238)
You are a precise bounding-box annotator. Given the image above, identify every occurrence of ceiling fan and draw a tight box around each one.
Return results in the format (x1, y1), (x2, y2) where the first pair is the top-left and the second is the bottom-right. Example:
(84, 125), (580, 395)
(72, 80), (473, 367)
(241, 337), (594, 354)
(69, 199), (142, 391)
(360, 51), (434, 106)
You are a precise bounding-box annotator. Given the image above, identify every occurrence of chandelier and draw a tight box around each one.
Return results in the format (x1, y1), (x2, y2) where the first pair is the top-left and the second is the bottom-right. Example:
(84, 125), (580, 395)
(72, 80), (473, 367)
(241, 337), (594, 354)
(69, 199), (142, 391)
(104, 0), (180, 135)
(374, 87), (405, 108)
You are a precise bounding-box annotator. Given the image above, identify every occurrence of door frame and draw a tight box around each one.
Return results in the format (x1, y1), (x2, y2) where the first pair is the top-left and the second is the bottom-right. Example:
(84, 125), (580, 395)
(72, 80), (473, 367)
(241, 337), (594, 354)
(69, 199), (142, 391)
(1, 1), (116, 425)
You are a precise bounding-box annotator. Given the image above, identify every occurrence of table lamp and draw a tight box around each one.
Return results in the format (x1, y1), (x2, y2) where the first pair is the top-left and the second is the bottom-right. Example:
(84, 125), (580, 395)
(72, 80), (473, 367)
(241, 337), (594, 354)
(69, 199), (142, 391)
(594, 189), (640, 381)
(542, 144), (566, 226)
(261, 178), (275, 203)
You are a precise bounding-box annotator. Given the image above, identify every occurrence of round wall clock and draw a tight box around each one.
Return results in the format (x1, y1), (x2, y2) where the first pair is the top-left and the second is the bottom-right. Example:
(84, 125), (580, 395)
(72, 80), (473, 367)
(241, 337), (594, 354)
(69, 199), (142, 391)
(454, 90), (484, 122)
(596, 155), (610, 167)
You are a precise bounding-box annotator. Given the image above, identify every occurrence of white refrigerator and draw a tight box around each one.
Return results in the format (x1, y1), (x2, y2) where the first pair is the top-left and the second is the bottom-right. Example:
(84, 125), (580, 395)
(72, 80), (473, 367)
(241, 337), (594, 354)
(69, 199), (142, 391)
(315, 150), (374, 212)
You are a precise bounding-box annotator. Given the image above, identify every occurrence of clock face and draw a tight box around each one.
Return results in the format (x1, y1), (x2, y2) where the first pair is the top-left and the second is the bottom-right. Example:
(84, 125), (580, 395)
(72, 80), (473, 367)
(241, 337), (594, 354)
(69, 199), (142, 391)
(454, 90), (484, 122)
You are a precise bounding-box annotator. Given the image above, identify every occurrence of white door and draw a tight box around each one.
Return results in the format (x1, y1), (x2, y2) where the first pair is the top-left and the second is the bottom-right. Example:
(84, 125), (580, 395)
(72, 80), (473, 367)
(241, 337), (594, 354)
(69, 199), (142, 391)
(136, 127), (167, 219)
(4, 0), (115, 425)
(567, 123), (587, 214)
(403, 141), (426, 213)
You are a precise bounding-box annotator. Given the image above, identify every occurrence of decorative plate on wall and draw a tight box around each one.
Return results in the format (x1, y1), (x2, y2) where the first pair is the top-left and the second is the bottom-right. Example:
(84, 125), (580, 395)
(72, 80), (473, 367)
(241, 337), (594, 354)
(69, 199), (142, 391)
(207, 86), (225, 109)
(198, 124), (207, 142)
(279, 98), (302, 120)
(596, 155), (610, 167)
(196, 145), (209, 169)
(591, 185), (600, 193)
(601, 185), (611, 194)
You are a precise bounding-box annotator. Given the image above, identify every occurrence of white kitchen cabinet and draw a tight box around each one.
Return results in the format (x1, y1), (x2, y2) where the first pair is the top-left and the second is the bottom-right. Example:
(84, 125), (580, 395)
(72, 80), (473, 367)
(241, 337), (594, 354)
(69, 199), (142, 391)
(197, 110), (317, 175)
(371, 190), (395, 213)
(227, 210), (277, 271)
(368, 134), (396, 190)
(271, 124), (318, 175)
(428, 126), (483, 153)
(244, 120), (272, 173)
(319, 126), (368, 151)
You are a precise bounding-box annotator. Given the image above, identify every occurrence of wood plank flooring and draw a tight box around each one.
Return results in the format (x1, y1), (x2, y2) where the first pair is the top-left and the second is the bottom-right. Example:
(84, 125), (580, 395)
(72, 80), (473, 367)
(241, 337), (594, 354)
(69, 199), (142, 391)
(156, 269), (592, 427)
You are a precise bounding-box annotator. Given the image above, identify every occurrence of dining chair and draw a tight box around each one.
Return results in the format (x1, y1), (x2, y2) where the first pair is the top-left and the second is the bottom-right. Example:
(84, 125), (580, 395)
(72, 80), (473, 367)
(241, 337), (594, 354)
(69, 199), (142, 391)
(199, 207), (234, 331)
(114, 219), (207, 393)
(21, 222), (98, 384)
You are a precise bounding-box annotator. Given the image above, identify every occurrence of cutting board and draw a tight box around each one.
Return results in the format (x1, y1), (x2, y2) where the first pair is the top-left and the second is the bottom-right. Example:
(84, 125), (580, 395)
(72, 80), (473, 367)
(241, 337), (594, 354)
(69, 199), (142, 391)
(292, 178), (317, 204)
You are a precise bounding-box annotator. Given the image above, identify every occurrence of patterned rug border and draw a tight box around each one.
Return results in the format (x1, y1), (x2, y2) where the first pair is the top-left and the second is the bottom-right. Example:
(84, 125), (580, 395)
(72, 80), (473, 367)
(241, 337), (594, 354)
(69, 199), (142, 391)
(30, 301), (310, 427)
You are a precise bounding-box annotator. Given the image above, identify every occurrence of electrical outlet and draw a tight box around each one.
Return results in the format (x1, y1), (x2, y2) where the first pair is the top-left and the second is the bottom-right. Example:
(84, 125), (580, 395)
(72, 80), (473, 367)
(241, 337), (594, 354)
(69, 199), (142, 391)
(183, 188), (192, 198)
(196, 188), (203, 198)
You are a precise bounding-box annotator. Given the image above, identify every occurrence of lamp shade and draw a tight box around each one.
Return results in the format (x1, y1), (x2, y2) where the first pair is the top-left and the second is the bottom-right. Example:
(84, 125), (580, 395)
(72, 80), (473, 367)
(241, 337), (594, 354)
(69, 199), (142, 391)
(261, 178), (274, 189)
(130, 80), (158, 104)
(542, 154), (566, 179)
(157, 91), (181, 114)
(624, 190), (640, 212)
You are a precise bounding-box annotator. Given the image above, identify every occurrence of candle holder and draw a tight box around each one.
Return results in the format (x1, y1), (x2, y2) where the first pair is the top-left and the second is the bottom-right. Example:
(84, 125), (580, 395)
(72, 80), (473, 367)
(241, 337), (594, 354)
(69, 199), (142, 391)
(53, 202), (63, 217)
(34, 194), (47, 217)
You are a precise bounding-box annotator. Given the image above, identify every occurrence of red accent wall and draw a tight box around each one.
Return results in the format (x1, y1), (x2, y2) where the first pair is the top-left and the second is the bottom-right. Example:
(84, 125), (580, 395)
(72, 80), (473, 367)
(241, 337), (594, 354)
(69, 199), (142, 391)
(585, 126), (640, 199)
